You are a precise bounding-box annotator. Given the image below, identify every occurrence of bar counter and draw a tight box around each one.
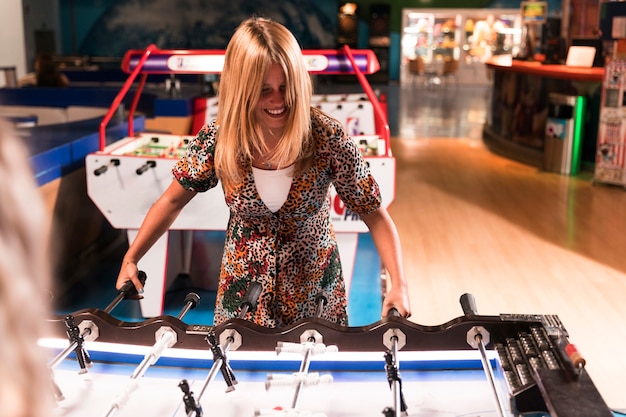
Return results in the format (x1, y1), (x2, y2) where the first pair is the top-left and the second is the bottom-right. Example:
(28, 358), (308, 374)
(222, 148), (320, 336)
(482, 56), (604, 169)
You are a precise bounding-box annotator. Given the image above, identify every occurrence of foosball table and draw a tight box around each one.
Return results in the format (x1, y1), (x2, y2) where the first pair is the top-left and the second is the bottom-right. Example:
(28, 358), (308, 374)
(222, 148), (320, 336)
(44, 285), (612, 417)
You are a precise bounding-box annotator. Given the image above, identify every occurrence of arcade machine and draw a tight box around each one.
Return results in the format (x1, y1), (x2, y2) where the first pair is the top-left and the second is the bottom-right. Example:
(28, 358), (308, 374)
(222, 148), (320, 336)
(85, 45), (394, 318)
(44, 286), (613, 417)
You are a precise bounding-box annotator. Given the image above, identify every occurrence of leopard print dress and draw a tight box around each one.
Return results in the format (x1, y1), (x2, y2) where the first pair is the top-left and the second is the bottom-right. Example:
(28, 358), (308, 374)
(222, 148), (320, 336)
(172, 108), (382, 327)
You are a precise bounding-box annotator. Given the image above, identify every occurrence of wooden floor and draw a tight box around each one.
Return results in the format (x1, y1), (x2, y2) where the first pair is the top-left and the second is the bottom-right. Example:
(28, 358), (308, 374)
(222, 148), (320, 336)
(390, 84), (626, 410)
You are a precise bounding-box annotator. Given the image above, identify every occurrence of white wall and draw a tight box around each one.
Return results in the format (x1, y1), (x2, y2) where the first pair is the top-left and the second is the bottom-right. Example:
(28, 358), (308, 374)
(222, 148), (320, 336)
(0, 0), (26, 87)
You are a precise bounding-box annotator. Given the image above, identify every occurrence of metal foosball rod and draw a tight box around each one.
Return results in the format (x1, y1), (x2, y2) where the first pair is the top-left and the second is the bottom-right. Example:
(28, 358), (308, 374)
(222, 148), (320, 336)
(266, 342), (335, 412)
(103, 291), (200, 417)
(48, 271), (148, 372)
(184, 282), (263, 417)
(126, 293), (200, 382)
(459, 293), (508, 417)
(290, 341), (315, 409)
(259, 291), (336, 416)
(289, 291), (329, 409)
(388, 308), (401, 417)
(382, 308), (407, 417)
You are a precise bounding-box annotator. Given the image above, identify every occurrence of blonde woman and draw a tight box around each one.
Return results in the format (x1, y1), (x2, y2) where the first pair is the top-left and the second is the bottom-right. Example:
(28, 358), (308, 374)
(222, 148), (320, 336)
(117, 17), (411, 327)
(0, 119), (54, 416)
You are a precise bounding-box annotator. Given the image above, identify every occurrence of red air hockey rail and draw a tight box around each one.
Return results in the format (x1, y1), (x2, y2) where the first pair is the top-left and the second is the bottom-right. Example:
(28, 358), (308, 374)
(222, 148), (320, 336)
(87, 45), (395, 318)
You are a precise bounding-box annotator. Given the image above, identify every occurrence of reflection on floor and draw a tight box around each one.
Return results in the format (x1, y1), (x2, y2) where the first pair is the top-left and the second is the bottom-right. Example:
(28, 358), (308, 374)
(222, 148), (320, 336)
(398, 83), (490, 141)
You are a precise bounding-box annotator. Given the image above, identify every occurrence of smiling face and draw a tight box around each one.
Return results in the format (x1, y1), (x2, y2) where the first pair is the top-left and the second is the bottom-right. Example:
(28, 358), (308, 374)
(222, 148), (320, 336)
(215, 18), (314, 191)
(255, 63), (288, 137)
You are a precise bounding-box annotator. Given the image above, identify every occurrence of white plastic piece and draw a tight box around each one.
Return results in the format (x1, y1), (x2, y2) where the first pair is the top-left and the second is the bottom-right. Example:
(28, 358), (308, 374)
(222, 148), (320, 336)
(275, 342), (338, 356)
(265, 372), (333, 389)
(147, 328), (177, 365)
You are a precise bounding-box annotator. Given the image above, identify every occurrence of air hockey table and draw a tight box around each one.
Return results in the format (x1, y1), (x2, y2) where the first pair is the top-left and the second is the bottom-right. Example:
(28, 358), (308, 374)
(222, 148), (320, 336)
(44, 293), (613, 417)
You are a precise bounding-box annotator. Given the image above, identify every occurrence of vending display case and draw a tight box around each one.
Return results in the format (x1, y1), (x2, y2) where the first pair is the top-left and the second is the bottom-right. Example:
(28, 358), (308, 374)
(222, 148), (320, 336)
(401, 8), (521, 86)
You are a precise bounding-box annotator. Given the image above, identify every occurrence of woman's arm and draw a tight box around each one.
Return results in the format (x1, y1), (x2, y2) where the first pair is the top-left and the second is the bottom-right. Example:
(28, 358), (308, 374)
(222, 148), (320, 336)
(116, 179), (197, 293)
(360, 207), (412, 318)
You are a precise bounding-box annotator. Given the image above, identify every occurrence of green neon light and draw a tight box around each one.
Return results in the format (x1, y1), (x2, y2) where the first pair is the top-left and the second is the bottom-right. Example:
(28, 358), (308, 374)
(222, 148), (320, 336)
(571, 95), (586, 175)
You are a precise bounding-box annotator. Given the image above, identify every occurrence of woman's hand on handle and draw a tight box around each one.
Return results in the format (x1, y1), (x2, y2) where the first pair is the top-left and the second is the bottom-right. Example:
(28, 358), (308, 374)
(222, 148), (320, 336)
(113, 180), (197, 299)
(116, 259), (143, 299)
(382, 285), (411, 319)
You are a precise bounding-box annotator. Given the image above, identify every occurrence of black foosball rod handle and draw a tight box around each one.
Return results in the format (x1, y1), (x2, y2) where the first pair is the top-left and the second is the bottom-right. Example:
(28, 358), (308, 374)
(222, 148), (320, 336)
(460, 292), (478, 316)
(135, 160), (156, 175)
(176, 292), (201, 321)
(314, 291), (329, 319)
(104, 271), (148, 314)
(94, 158), (120, 176)
(459, 293), (507, 417)
(238, 281), (262, 319)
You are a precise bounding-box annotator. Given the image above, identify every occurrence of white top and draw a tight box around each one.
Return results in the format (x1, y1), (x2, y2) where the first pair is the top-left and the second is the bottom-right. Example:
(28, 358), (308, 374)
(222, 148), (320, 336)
(252, 165), (294, 212)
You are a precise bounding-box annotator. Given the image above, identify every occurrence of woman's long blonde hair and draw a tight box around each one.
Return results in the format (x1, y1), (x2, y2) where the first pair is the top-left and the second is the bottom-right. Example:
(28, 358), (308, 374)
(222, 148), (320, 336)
(215, 17), (314, 193)
(0, 120), (54, 417)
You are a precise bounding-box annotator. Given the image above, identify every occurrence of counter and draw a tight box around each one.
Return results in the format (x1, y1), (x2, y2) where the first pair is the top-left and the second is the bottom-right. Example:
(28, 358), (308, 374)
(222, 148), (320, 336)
(482, 56), (604, 169)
